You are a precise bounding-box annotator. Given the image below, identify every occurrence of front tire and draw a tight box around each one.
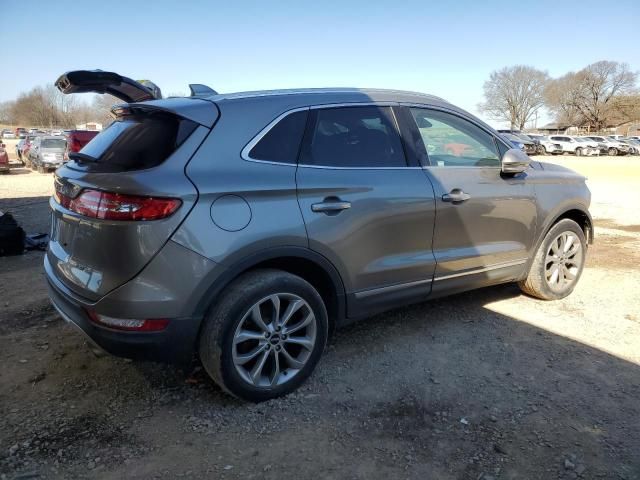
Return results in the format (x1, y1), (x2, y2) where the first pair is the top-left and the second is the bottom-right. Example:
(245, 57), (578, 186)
(608, 147), (618, 156)
(575, 147), (583, 156)
(199, 269), (328, 402)
(519, 219), (586, 300)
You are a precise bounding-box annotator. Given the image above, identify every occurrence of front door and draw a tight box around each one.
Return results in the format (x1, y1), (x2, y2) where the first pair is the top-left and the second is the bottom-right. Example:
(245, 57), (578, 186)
(295, 105), (437, 317)
(404, 106), (537, 293)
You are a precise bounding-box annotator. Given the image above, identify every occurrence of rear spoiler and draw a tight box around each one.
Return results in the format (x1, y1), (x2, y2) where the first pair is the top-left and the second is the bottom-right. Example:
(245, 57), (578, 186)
(110, 98), (219, 128)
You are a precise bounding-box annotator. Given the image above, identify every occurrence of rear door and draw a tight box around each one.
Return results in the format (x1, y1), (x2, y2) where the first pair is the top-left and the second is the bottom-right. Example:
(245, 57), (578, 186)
(295, 105), (437, 317)
(403, 106), (537, 293)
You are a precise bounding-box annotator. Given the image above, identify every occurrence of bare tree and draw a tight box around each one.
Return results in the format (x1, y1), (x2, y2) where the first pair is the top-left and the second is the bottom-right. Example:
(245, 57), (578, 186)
(546, 61), (638, 130)
(0, 101), (15, 124)
(575, 61), (637, 130)
(478, 66), (549, 130)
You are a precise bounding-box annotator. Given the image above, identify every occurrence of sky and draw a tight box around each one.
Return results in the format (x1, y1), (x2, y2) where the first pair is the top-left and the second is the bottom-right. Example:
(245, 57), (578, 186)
(1, 0), (638, 127)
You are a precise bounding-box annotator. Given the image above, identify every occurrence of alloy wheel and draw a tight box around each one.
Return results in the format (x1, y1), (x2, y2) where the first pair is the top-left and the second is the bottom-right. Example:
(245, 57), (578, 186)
(545, 231), (583, 291)
(232, 293), (317, 388)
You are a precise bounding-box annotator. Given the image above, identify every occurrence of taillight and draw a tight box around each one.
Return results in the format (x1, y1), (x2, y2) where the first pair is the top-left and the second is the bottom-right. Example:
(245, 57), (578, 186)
(85, 309), (169, 332)
(54, 189), (181, 221)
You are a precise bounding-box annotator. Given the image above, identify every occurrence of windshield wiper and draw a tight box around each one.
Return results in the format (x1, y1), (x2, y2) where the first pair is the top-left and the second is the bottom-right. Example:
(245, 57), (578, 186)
(68, 152), (98, 163)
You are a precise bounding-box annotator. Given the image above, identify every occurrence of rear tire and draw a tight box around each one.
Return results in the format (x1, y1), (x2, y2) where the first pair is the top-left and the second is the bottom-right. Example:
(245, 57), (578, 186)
(199, 269), (328, 402)
(608, 147), (617, 156)
(575, 147), (582, 156)
(519, 219), (586, 300)
(539, 145), (547, 155)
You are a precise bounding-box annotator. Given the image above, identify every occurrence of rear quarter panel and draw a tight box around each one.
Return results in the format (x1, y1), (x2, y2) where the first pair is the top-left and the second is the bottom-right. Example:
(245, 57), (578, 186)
(173, 98), (309, 265)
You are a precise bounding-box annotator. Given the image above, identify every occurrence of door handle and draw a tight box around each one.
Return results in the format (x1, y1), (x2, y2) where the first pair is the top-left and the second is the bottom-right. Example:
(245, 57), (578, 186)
(311, 198), (351, 214)
(442, 188), (471, 203)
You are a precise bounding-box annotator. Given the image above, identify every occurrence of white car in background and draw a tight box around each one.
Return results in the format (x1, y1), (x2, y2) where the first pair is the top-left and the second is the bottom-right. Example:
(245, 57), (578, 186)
(574, 137), (600, 156)
(525, 134), (563, 155)
(548, 135), (597, 156)
(585, 136), (630, 156)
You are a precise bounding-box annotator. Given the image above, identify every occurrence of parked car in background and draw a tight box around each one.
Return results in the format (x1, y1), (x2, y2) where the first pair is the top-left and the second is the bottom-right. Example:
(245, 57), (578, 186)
(501, 133), (526, 151)
(51, 129), (64, 136)
(48, 69), (594, 401)
(15, 127), (27, 137)
(498, 131), (537, 155)
(622, 139), (640, 155)
(585, 136), (629, 156)
(525, 134), (563, 155)
(574, 137), (600, 156)
(20, 134), (41, 166)
(15, 139), (26, 164)
(28, 136), (66, 172)
(64, 130), (99, 161)
(548, 135), (596, 156)
(608, 135), (625, 141)
(0, 142), (9, 174)
(2, 129), (16, 139)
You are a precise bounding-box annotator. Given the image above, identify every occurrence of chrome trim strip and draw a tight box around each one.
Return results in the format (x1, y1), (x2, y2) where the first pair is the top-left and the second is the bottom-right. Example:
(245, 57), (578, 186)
(433, 259), (528, 282)
(354, 278), (433, 299)
(299, 164), (422, 170)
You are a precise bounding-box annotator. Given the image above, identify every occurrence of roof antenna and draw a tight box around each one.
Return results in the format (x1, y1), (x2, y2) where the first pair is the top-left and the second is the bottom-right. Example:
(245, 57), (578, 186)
(189, 84), (218, 96)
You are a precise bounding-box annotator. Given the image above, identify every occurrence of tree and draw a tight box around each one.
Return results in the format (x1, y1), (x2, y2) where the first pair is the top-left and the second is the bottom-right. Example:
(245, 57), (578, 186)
(479, 66), (549, 130)
(544, 72), (584, 126)
(545, 61), (638, 130)
(0, 101), (15, 124)
(574, 61), (637, 130)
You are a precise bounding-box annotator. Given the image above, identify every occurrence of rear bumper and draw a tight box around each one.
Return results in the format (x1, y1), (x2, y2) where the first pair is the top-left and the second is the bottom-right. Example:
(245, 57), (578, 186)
(45, 256), (202, 365)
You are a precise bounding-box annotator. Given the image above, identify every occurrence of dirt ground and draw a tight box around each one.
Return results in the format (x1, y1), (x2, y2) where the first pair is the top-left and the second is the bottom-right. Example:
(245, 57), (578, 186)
(1, 145), (639, 480)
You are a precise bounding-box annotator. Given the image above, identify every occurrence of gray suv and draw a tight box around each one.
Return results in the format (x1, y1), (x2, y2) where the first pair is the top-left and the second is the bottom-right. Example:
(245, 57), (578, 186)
(47, 70), (593, 402)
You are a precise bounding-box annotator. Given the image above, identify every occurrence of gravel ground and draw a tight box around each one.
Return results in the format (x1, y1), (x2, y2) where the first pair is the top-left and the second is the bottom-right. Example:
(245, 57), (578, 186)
(1, 152), (639, 480)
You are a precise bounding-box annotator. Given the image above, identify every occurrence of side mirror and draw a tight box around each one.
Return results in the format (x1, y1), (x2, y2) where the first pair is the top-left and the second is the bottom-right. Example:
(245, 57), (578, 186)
(501, 148), (530, 174)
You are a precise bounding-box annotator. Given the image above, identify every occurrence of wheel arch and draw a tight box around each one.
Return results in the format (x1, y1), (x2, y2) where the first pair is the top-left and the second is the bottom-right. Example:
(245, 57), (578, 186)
(194, 246), (347, 335)
(523, 205), (593, 279)
(550, 208), (593, 245)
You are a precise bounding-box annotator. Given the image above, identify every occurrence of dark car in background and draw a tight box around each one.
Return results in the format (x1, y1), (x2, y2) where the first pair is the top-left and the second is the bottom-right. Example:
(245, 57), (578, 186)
(497, 130), (539, 155)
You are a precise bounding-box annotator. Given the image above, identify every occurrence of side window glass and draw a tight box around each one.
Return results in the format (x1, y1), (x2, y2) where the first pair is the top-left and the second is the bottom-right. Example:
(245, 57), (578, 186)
(248, 110), (308, 163)
(409, 108), (500, 167)
(300, 106), (406, 167)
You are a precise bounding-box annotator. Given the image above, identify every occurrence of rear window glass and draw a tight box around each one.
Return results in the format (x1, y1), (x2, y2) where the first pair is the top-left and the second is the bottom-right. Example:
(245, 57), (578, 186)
(248, 110), (308, 163)
(79, 112), (197, 171)
(42, 138), (67, 148)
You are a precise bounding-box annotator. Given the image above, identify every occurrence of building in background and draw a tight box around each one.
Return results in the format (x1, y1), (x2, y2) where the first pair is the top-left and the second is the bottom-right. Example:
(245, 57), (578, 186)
(75, 122), (102, 131)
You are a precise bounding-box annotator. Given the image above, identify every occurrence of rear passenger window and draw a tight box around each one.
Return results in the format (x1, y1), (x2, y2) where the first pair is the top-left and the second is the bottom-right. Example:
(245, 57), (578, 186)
(248, 110), (308, 163)
(300, 106), (406, 168)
